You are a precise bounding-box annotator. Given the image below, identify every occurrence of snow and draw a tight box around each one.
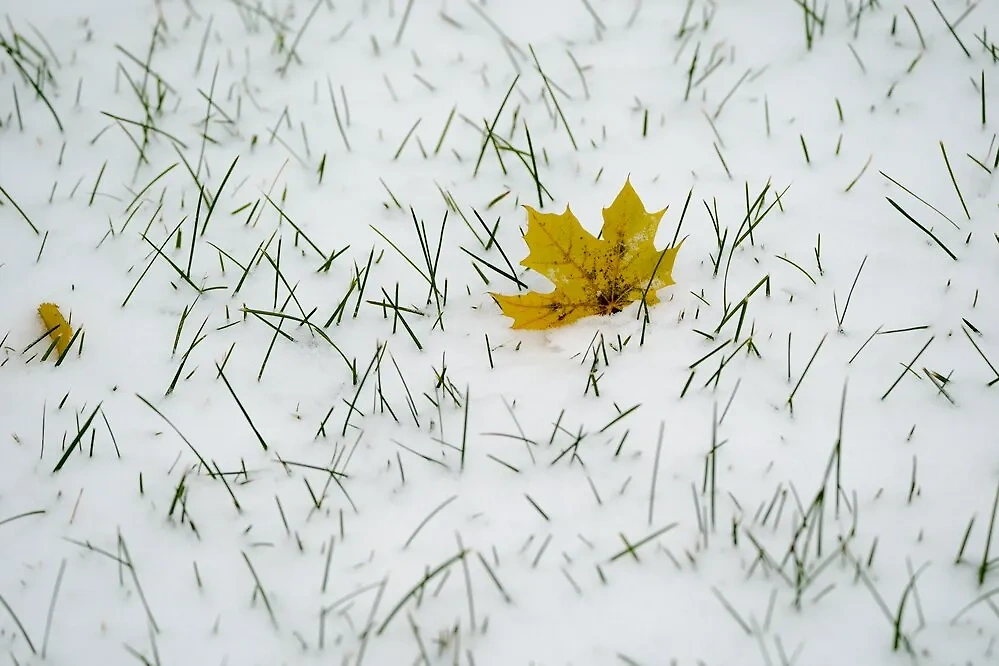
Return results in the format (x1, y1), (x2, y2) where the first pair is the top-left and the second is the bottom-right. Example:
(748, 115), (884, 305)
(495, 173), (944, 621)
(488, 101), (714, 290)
(2, 0), (999, 664)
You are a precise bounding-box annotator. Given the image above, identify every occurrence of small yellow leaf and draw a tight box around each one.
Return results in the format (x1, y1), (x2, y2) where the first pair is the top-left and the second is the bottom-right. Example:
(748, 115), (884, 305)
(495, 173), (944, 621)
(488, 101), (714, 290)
(38, 303), (73, 357)
(491, 179), (682, 330)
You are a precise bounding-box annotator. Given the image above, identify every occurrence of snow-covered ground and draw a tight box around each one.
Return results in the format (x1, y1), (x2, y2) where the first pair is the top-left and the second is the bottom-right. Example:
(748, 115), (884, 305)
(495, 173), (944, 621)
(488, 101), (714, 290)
(3, 1), (999, 664)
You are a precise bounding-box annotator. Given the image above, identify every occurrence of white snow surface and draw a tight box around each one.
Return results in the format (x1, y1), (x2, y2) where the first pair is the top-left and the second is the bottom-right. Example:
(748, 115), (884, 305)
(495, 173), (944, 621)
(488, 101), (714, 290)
(2, 1), (999, 665)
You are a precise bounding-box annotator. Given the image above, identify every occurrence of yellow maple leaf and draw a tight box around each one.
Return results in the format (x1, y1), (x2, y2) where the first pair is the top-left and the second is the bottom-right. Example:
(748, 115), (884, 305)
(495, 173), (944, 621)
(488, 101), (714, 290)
(491, 179), (682, 330)
(38, 302), (73, 357)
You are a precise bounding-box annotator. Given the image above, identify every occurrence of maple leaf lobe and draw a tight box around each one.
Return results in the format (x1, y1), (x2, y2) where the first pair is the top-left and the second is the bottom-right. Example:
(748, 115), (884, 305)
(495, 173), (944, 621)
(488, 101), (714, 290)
(491, 179), (681, 330)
